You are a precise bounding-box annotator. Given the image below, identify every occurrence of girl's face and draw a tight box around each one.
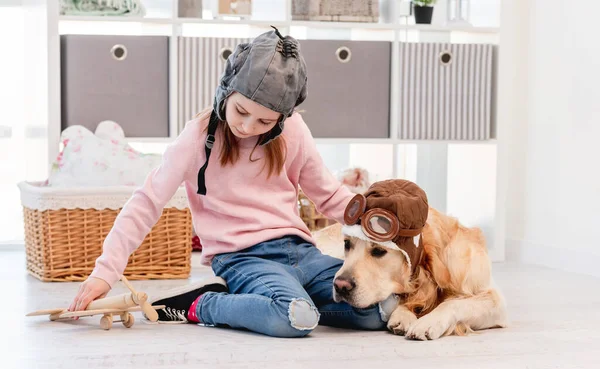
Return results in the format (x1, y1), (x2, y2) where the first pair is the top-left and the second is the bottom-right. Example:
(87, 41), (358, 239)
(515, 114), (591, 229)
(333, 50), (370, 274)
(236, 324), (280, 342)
(225, 92), (282, 139)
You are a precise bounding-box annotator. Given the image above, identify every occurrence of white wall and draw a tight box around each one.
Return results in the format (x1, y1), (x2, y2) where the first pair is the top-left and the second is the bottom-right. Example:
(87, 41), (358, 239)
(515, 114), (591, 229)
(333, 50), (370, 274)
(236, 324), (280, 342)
(0, 5), (26, 244)
(505, 0), (600, 277)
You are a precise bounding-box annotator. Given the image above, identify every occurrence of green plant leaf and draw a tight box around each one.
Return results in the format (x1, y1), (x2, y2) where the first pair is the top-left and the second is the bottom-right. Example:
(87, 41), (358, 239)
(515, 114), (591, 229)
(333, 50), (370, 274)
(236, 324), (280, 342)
(413, 0), (437, 6)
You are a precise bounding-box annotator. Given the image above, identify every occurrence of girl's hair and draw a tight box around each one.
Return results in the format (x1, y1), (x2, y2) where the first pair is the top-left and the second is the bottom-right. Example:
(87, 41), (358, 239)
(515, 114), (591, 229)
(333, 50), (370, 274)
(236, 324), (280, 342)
(219, 120), (287, 179)
(197, 107), (287, 179)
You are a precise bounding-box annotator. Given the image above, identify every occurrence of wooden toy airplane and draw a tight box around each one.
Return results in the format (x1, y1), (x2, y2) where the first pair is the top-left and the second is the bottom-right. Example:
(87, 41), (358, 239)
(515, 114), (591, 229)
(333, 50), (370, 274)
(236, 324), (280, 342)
(26, 275), (165, 330)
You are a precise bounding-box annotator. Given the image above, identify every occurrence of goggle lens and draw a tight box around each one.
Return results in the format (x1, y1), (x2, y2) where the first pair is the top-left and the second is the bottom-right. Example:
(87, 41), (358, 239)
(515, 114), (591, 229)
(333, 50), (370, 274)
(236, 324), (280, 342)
(343, 194), (366, 225)
(368, 215), (393, 235)
(362, 209), (400, 242)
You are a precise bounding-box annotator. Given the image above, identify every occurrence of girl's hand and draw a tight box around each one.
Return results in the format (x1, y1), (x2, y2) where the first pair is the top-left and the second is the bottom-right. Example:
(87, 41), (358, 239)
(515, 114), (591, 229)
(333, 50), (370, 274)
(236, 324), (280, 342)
(68, 277), (111, 316)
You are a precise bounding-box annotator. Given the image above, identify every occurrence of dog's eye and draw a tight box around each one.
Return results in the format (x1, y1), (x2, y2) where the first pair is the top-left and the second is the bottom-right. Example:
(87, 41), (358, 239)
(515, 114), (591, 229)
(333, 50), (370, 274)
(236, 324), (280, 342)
(370, 247), (387, 258)
(344, 239), (352, 251)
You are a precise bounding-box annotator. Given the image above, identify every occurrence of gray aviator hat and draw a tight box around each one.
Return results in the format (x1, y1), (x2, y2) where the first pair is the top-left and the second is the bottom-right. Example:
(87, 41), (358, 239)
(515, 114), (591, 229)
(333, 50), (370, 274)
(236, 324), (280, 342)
(197, 26), (308, 195)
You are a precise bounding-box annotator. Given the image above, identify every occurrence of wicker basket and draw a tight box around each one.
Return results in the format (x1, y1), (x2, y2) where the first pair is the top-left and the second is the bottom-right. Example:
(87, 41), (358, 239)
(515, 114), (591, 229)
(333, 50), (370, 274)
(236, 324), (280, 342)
(292, 0), (380, 22)
(297, 189), (337, 231)
(18, 182), (192, 282)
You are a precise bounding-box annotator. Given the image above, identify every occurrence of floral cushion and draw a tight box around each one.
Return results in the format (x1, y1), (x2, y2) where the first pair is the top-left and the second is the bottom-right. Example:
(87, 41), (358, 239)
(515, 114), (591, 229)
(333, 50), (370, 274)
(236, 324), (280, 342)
(48, 121), (163, 187)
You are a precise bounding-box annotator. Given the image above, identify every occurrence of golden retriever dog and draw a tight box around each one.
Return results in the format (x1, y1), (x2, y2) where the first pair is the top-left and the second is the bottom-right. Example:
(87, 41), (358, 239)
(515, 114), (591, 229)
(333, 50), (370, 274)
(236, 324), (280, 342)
(314, 207), (508, 340)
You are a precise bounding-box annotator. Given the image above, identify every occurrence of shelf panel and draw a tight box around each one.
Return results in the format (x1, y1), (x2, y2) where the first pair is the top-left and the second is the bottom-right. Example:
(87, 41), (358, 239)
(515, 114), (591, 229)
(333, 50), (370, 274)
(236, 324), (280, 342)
(57, 16), (499, 34)
(175, 18), (288, 28)
(397, 24), (500, 33)
(315, 138), (498, 145)
(121, 137), (498, 145)
(59, 15), (172, 24)
(290, 20), (397, 31)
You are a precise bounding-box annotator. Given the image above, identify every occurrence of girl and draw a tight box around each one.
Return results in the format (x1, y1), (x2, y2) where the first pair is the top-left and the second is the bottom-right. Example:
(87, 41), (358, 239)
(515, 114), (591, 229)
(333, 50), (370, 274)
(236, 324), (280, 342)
(68, 28), (395, 338)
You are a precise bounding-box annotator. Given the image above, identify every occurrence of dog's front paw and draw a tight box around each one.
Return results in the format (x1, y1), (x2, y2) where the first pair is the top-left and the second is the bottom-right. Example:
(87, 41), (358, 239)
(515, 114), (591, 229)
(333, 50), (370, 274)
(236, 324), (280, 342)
(387, 307), (417, 336)
(405, 313), (450, 341)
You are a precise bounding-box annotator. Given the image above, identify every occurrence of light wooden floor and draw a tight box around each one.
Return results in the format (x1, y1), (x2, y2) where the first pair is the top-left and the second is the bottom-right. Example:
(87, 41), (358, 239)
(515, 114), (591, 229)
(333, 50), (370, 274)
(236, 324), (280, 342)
(3, 249), (600, 369)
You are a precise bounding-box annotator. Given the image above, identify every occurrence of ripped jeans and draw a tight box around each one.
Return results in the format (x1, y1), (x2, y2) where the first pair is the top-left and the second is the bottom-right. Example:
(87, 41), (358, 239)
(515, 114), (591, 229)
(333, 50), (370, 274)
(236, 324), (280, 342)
(196, 235), (388, 338)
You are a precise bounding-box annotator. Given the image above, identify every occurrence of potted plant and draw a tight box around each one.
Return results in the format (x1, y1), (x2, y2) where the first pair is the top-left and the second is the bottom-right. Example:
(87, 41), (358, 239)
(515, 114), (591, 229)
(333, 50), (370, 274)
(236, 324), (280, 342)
(412, 0), (436, 24)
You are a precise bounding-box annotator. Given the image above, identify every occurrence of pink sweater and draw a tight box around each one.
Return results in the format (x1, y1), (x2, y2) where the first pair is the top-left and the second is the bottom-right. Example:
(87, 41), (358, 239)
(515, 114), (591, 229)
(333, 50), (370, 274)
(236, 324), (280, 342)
(90, 112), (355, 287)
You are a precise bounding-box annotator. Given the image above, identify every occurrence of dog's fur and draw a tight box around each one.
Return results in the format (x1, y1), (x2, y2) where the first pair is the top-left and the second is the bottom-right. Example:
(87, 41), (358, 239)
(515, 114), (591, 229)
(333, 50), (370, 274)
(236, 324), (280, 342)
(314, 207), (508, 340)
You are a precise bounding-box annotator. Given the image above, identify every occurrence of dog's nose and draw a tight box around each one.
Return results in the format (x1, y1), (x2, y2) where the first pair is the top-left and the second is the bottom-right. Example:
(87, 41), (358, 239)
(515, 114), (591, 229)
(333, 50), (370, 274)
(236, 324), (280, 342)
(334, 277), (356, 295)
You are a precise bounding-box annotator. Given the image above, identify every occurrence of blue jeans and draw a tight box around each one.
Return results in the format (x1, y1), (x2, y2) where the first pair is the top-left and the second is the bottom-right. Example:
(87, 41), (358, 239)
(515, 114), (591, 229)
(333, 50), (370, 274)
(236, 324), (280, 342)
(196, 235), (387, 338)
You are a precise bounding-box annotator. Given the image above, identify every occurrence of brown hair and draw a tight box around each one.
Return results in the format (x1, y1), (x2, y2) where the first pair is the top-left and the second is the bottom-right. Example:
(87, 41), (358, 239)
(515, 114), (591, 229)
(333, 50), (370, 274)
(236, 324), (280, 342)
(218, 121), (287, 179)
(196, 106), (287, 178)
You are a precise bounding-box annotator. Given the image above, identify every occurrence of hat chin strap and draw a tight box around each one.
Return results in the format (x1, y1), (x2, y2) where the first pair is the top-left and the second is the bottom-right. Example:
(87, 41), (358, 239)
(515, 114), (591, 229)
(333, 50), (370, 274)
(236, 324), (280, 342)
(341, 225), (420, 273)
(196, 110), (220, 195)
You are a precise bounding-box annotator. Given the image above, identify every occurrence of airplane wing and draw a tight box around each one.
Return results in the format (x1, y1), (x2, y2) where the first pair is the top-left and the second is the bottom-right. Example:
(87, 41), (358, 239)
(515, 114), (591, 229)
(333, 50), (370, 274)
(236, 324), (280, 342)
(59, 305), (165, 319)
(26, 308), (66, 317)
(60, 308), (128, 318)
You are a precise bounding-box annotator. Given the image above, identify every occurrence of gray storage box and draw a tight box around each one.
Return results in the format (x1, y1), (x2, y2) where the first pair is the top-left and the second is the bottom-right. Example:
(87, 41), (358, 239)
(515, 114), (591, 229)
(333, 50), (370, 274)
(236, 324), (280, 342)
(297, 39), (391, 138)
(397, 42), (496, 140)
(60, 35), (169, 137)
(177, 36), (251, 129)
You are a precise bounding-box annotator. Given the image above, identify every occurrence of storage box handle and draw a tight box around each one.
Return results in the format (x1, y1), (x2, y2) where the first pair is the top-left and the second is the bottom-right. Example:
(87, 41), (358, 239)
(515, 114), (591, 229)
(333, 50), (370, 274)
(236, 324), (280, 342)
(336, 46), (352, 63)
(111, 44), (128, 61)
(220, 47), (233, 62)
(439, 50), (452, 65)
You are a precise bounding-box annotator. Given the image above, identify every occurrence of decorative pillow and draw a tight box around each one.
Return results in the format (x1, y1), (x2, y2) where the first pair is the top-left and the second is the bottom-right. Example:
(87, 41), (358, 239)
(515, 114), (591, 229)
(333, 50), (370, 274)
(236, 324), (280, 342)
(47, 121), (163, 187)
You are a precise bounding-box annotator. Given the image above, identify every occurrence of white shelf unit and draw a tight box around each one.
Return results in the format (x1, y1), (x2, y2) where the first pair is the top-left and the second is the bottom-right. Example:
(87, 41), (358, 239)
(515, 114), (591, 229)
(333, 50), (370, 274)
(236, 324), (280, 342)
(23, 0), (506, 262)
(50, 6), (501, 143)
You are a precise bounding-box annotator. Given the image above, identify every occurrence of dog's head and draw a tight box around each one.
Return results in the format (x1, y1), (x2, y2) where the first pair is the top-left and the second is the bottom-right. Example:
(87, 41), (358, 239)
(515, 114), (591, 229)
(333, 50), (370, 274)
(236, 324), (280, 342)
(332, 178), (429, 308)
(332, 234), (413, 308)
